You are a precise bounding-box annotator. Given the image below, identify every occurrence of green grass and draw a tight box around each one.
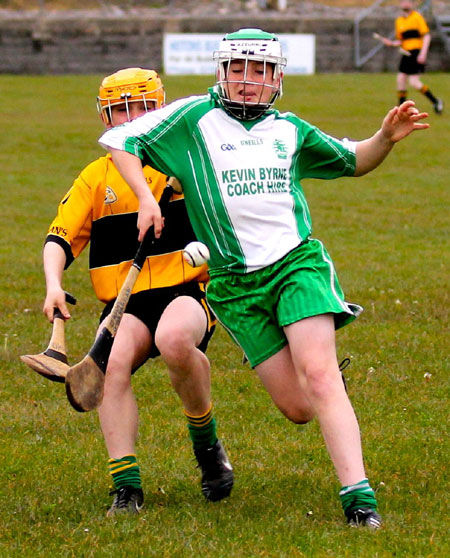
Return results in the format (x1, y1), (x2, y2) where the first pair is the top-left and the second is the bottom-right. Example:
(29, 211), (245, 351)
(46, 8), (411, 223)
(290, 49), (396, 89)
(0, 73), (449, 557)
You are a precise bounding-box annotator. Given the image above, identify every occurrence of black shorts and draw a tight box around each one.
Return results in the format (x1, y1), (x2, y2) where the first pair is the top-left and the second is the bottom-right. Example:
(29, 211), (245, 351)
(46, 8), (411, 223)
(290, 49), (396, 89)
(399, 49), (425, 75)
(100, 282), (216, 362)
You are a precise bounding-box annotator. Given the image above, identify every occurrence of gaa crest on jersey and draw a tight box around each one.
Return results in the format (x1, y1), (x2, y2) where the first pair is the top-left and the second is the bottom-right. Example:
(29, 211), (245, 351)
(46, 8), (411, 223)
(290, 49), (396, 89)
(273, 139), (288, 160)
(104, 185), (117, 204)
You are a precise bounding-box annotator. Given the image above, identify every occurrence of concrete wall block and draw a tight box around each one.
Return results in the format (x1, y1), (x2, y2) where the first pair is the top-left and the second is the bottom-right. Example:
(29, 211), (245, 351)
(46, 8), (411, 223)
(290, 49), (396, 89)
(0, 14), (448, 74)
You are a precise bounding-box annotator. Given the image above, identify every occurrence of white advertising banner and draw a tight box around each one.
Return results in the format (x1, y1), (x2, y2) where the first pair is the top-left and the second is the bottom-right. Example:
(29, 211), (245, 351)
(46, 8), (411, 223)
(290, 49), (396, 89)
(163, 33), (315, 75)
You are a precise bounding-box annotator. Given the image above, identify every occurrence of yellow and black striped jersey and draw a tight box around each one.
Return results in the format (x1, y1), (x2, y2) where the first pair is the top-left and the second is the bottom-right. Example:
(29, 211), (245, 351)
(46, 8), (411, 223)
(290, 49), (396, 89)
(46, 154), (208, 303)
(395, 10), (429, 52)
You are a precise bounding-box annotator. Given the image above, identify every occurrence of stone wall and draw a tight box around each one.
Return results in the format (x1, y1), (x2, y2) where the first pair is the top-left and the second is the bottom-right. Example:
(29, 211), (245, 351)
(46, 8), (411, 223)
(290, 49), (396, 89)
(0, 12), (448, 74)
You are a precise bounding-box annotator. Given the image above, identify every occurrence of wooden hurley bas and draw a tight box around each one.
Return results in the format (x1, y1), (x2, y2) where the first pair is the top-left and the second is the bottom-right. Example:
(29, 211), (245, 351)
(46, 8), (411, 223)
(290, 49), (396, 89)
(20, 291), (77, 383)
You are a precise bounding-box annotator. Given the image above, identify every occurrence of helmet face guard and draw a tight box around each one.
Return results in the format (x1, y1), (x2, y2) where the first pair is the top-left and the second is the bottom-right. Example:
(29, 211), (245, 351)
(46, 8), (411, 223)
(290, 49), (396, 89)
(97, 67), (165, 125)
(213, 29), (286, 120)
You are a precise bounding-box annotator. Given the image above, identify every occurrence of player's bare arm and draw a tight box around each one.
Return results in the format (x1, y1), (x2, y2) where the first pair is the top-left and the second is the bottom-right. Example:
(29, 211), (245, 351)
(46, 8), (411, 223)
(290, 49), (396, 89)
(417, 33), (430, 64)
(354, 101), (429, 176)
(384, 37), (401, 48)
(43, 242), (70, 322)
(109, 147), (163, 241)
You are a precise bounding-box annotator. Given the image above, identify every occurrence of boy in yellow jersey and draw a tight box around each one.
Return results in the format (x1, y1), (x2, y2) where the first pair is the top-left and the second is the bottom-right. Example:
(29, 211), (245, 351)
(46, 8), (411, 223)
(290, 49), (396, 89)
(42, 68), (233, 515)
(381, 0), (443, 113)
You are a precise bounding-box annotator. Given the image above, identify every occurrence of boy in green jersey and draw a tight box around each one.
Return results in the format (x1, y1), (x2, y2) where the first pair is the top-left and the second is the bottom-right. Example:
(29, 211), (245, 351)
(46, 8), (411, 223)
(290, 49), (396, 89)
(99, 29), (430, 527)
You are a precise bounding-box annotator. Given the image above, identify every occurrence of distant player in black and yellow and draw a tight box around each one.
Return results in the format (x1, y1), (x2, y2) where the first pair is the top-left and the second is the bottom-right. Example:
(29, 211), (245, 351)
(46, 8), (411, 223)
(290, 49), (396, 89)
(42, 68), (233, 516)
(381, 0), (443, 113)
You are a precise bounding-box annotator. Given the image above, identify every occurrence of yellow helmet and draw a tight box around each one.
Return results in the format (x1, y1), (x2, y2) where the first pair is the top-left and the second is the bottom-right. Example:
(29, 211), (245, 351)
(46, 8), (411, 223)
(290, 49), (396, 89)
(97, 67), (165, 125)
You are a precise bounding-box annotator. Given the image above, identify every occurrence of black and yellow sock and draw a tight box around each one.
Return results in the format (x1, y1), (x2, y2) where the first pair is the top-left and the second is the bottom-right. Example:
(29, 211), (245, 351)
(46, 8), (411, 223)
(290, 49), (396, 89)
(108, 454), (141, 490)
(184, 404), (218, 450)
(339, 478), (378, 515)
(420, 85), (438, 105)
(397, 90), (407, 105)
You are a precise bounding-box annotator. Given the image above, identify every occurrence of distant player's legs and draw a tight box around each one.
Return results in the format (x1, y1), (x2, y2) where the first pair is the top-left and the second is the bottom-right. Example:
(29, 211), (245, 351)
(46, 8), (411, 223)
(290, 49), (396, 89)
(396, 72), (408, 104)
(408, 75), (443, 114)
(396, 49), (442, 111)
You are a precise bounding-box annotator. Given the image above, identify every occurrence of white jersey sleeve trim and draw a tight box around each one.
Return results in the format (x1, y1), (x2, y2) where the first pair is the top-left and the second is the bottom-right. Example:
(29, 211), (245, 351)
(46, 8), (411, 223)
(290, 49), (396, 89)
(341, 138), (357, 153)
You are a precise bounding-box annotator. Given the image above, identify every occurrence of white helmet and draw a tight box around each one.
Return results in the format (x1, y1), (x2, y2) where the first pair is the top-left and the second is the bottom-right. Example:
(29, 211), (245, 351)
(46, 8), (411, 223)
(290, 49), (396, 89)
(213, 28), (286, 120)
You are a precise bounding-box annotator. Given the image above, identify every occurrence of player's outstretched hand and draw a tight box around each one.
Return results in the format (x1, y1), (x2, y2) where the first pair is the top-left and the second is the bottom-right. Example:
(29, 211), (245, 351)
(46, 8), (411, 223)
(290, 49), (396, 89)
(381, 101), (429, 143)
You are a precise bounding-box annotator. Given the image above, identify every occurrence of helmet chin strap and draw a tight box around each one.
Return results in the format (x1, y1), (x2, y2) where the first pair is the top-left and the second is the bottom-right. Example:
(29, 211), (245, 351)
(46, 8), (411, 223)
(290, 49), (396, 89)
(219, 61), (280, 121)
(220, 97), (273, 121)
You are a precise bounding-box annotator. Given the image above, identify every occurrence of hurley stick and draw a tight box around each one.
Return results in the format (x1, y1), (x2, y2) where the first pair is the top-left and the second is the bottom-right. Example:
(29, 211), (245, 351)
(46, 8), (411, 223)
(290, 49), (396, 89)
(372, 32), (411, 56)
(20, 291), (77, 382)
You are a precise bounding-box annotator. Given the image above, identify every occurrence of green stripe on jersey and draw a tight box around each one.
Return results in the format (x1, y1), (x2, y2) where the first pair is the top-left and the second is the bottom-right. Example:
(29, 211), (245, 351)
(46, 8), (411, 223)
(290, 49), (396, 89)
(188, 127), (246, 271)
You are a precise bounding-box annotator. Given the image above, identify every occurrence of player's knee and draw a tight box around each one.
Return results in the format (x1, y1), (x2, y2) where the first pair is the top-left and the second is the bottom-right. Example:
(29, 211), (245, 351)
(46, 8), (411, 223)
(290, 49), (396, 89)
(409, 76), (422, 89)
(105, 356), (132, 390)
(279, 405), (314, 424)
(275, 399), (314, 424)
(155, 326), (194, 363)
(303, 365), (340, 402)
(104, 373), (131, 398)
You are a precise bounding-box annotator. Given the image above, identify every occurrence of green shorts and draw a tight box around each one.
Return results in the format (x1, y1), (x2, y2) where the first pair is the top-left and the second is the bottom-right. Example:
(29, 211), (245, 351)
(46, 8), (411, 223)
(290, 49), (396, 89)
(206, 239), (362, 368)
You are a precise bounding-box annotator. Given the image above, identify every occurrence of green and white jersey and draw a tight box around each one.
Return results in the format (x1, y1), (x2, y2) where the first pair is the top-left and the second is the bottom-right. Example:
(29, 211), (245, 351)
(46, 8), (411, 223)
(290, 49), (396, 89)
(99, 87), (356, 274)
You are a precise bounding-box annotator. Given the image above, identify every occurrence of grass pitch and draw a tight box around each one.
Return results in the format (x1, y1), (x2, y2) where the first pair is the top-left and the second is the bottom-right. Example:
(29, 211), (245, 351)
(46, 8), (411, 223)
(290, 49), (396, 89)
(0, 73), (449, 557)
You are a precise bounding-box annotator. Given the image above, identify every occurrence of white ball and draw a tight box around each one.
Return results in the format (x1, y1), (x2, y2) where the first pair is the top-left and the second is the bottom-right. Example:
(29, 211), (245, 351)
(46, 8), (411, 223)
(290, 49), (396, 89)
(183, 241), (210, 267)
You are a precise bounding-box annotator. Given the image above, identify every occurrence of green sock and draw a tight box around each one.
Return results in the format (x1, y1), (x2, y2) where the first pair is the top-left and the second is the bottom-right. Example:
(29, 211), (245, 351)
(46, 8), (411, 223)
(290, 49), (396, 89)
(339, 478), (378, 514)
(108, 454), (141, 490)
(185, 404), (218, 450)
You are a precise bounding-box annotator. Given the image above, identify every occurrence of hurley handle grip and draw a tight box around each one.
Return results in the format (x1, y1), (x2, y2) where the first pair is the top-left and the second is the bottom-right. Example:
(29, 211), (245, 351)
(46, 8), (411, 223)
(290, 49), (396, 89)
(133, 185), (175, 271)
(53, 291), (77, 321)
